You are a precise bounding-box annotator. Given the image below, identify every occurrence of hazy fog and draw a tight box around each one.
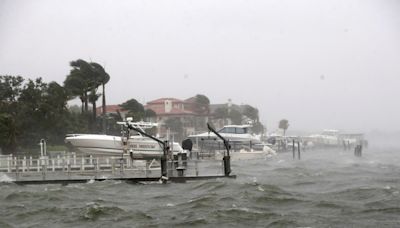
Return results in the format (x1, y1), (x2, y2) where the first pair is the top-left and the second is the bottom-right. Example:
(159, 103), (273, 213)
(1, 0), (399, 132)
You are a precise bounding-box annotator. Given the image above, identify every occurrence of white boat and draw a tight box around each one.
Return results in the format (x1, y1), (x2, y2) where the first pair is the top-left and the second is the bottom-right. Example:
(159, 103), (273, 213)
(215, 146), (276, 161)
(189, 124), (276, 160)
(65, 121), (183, 158)
(308, 129), (340, 146)
(189, 125), (262, 144)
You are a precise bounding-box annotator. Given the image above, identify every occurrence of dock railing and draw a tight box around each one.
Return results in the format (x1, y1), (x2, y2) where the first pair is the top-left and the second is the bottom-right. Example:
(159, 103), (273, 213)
(0, 153), (227, 182)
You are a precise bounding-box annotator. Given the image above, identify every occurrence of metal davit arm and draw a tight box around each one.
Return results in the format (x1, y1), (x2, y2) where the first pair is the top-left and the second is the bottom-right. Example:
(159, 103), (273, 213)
(207, 123), (231, 176)
(125, 123), (169, 183)
(207, 123), (230, 156)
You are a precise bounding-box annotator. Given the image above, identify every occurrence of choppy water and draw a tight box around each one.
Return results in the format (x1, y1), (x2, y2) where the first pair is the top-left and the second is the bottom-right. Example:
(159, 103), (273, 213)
(1, 147), (400, 228)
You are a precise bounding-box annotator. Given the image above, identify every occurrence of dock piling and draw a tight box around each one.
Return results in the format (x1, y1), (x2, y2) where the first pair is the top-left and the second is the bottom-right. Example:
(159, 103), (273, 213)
(354, 144), (363, 157)
(292, 139), (295, 159)
(297, 141), (301, 160)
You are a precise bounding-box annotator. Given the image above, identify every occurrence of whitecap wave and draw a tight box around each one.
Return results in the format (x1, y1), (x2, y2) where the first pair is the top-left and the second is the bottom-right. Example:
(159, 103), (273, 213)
(0, 174), (14, 182)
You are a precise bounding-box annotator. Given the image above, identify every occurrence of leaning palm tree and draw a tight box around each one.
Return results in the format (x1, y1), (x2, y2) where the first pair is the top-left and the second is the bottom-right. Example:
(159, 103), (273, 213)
(64, 69), (87, 113)
(90, 62), (110, 116)
(65, 59), (110, 132)
(66, 59), (94, 112)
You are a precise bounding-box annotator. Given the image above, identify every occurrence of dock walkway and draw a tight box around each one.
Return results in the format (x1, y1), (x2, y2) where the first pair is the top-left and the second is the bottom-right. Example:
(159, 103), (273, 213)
(0, 153), (235, 184)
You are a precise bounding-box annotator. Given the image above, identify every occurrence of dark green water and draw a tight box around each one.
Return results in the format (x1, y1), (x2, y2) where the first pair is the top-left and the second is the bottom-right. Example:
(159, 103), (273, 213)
(1, 147), (400, 227)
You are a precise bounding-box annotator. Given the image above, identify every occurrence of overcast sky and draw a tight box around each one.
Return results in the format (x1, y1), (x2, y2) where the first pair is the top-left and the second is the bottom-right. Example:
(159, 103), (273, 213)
(1, 0), (399, 132)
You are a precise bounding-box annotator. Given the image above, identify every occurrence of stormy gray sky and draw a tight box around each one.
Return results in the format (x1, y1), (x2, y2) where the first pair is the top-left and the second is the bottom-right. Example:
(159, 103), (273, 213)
(1, 0), (399, 132)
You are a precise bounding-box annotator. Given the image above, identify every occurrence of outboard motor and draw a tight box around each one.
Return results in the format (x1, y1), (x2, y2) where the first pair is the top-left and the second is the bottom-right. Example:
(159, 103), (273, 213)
(182, 138), (193, 152)
(180, 138), (192, 163)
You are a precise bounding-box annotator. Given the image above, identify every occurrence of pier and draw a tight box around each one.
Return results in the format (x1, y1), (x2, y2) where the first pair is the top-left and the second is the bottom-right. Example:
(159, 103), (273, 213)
(0, 122), (237, 185)
(0, 153), (235, 184)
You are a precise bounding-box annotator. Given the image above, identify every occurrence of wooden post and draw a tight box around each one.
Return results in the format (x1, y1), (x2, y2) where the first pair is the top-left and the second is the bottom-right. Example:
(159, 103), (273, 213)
(42, 164), (46, 180)
(297, 141), (301, 160)
(195, 160), (199, 176)
(292, 139), (295, 159)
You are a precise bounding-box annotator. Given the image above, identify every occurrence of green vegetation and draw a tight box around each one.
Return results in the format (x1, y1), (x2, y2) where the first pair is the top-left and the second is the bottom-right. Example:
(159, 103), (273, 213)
(279, 119), (289, 135)
(0, 61), (267, 154)
(0, 75), (79, 154)
(0, 59), (113, 154)
(64, 59), (110, 132)
(194, 94), (210, 115)
(212, 104), (265, 134)
(164, 117), (184, 142)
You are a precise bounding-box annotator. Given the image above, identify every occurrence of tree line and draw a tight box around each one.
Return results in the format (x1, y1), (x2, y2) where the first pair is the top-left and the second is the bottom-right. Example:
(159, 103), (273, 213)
(0, 59), (136, 154)
(0, 59), (267, 154)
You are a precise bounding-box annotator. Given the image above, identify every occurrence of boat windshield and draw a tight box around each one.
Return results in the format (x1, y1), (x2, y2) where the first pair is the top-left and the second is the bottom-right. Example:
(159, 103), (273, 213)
(219, 127), (248, 134)
(321, 131), (338, 136)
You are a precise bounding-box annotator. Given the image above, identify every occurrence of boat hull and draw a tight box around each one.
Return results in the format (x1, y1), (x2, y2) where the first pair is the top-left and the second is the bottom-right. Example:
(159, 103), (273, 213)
(65, 134), (182, 158)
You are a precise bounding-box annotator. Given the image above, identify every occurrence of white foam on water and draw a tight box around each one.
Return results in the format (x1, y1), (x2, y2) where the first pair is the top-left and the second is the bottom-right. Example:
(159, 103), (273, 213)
(257, 186), (265, 192)
(251, 177), (258, 186)
(87, 179), (95, 184)
(66, 184), (86, 189)
(0, 174), (14, 182)
(166, 203), (175, 207)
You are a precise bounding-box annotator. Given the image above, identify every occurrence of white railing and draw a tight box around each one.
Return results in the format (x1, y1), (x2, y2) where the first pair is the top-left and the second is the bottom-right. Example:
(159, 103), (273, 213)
(0, 153), (161, 174)
(0, 153), (224, 181)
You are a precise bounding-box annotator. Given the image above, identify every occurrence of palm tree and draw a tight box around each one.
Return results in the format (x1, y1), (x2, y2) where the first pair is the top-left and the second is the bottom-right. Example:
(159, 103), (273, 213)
(66, 59), (94, 112)
(64, 71), (87, 112)
(64, 59), (110, 132)
(279, 119), (289, 136)
(90, 62), (110, 116)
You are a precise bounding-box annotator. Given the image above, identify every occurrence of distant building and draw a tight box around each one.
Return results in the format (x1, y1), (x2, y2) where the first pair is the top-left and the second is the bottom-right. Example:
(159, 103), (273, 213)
(96, 105), (128, 119)
(145, 97), (209, 139)
(97, 98), (257, 141)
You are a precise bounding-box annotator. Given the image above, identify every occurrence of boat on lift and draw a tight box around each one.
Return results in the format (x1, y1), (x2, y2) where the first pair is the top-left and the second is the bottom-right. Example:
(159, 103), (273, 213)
(65, 120), (183, 159)
(189, 124), (276, 159)
(188, 124), (262, 144)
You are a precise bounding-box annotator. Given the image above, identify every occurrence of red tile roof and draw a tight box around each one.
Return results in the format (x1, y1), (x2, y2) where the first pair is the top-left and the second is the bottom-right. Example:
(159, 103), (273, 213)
(184, 96), (197, 103)
(146, 106), (197, 116)
(147, 98), (185, 104)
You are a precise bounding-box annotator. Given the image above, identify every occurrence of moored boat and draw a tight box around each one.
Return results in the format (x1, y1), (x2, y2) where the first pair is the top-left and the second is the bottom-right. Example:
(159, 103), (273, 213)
(65, 121), (183, 158)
